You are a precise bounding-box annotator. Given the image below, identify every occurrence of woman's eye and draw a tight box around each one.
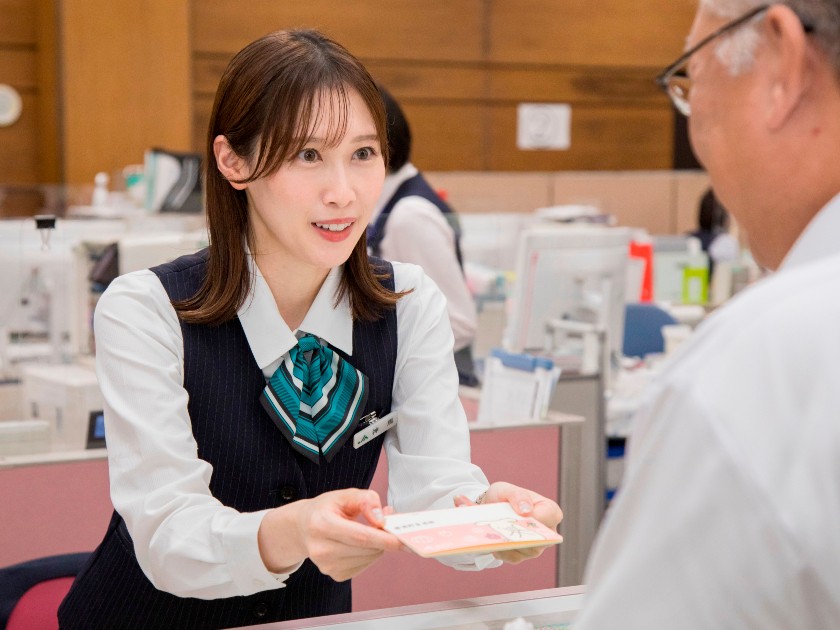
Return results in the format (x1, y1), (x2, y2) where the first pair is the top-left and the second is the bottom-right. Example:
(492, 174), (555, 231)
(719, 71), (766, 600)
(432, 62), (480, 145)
(354, 147), (376, 160)
(299, 148), (320, 163)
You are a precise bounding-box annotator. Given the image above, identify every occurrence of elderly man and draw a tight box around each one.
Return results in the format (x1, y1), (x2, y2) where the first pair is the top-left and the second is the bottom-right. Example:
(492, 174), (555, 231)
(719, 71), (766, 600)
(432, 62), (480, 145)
(575, 2), (840, 628)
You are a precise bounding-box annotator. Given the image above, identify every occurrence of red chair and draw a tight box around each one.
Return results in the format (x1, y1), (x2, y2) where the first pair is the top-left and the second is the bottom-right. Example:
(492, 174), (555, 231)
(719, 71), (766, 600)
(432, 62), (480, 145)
(0, 553), (90, 630)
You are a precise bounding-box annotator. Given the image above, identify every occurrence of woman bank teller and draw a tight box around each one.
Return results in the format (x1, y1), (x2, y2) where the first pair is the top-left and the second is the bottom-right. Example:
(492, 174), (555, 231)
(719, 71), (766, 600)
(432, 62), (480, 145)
(58, 29), (562, 629)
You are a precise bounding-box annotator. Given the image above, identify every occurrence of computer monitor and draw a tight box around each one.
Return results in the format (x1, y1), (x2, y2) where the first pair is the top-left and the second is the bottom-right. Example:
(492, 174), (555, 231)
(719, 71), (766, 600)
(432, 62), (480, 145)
(503, 224), (632, 367)
(86, 410), (106, 449)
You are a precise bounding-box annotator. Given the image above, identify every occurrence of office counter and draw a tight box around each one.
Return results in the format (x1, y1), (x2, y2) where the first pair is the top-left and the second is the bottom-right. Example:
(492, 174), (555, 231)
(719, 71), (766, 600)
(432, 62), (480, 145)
(352, 409), (582, 611)
(0, 393), (596, 615)
(234, 586), (584, 630)
(0, 448), (110, 566)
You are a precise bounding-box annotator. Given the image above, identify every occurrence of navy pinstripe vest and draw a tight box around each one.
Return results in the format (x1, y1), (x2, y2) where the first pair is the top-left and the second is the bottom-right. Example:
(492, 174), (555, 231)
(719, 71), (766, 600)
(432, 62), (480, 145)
(59, 250), (398, 629)
(367, 172), (465, 267)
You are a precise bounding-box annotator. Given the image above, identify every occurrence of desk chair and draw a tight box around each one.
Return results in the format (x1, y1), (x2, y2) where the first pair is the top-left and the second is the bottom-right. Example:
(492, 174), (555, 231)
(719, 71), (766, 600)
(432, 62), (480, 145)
(0, 552), (90, 630)
(622, 303), (678, 358)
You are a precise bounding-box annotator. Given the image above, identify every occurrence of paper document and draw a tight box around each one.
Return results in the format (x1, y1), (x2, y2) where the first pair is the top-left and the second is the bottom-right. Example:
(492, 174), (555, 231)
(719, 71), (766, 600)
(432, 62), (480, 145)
(383, 503), (562, 558)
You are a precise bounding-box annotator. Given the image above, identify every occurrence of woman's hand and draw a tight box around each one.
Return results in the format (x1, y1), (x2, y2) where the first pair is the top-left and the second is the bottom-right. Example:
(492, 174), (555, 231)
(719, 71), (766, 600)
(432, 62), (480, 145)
(454, 481), (563, 564)
(258, 488), (402, 582)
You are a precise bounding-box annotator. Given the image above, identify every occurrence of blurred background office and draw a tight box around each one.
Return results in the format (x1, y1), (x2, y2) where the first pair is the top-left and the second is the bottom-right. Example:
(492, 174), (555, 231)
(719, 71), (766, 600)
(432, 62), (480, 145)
(3, 0), (704, 214)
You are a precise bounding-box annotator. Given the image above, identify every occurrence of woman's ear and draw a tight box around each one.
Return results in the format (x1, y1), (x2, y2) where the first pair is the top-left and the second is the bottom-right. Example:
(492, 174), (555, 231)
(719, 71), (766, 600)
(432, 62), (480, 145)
(213, 135), (250, 190)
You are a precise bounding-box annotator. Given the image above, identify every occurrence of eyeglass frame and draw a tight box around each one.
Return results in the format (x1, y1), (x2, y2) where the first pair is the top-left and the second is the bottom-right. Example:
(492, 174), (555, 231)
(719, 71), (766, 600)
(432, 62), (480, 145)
(655, 4), (815, 116)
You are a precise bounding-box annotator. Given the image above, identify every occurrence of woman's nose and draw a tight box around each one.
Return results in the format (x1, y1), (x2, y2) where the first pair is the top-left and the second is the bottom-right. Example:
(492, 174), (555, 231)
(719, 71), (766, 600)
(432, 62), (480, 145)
(322, 165), (355, 208)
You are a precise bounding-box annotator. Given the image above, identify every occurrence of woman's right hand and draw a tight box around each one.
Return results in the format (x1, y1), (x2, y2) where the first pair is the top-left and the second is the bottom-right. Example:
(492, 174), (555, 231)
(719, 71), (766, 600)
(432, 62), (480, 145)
(258, 488), (402, 582)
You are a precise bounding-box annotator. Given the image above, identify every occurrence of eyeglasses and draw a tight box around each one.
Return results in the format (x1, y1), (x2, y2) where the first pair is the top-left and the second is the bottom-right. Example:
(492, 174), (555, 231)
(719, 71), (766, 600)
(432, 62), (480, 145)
(655, 4), (814, 116)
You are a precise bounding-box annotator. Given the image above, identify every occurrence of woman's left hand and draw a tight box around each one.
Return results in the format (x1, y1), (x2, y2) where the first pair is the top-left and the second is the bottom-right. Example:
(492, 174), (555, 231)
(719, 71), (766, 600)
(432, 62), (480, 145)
(454, 481), (563, 564)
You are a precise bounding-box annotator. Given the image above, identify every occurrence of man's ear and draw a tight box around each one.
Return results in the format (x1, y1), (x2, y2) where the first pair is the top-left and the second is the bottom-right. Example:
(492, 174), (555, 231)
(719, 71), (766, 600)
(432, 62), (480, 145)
(763, 5), (811, 130)
(213, 135), (250, 190)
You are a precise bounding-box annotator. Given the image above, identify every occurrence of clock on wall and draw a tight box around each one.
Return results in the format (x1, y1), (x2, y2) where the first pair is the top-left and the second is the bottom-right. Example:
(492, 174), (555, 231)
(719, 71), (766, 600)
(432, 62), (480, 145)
(0, 84), (23, 127)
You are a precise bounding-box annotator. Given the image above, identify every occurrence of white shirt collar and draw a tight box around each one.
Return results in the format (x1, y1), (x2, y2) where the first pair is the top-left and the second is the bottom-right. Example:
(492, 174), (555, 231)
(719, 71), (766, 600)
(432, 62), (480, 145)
(780, 191), (840, 270)
(372, 162), (419, 221)
(237, 251), (353, 372)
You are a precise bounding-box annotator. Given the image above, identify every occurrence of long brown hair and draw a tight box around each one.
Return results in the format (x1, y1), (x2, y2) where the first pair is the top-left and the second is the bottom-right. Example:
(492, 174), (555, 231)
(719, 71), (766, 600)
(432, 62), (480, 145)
(174, 29), (409, 325)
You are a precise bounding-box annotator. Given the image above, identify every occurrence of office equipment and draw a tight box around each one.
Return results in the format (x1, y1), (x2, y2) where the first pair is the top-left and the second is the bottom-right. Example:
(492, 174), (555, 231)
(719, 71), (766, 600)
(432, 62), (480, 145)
(622, 302), (679, 358)
(144, 148), (203, 214)
(653, 234), (709, 304)
(85, 411), (105, 450)
(21, 363), (103, 452)
(478, 349), (560, 424)
(0, 421), (50, 456)
(504, 224), (632, 370)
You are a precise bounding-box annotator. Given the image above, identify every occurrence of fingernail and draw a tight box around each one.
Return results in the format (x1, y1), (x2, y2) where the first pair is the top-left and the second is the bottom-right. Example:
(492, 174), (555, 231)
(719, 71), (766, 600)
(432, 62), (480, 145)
(373, 508), (383, 522)
(519, 501), (533, 513)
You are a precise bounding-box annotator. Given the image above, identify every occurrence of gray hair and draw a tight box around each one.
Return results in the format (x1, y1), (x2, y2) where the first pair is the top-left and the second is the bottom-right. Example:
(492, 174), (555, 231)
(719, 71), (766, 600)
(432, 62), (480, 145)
(700, 0), (840, 77)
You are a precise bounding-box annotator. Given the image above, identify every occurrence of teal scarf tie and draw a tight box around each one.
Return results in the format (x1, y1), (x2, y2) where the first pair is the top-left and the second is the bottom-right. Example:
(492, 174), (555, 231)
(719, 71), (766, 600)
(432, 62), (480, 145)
(260, 334), (368, 464)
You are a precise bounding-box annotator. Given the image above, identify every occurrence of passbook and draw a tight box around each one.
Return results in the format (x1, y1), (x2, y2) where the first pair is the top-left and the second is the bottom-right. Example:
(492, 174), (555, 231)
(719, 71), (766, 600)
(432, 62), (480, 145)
(383, 503), (562, 558)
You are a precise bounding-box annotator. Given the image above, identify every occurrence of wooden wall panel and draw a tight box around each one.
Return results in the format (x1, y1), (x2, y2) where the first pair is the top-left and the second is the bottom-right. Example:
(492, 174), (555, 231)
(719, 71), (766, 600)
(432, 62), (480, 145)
(0, 0), (36, 45)
(192, 94), (213, 157)
(486, 104), (673, 171)
(61, 0), (192, 184)
(401, 103), (487, 171)
(364, 63), (486, 101)
(192, 0), (484, 61)
(488, 0), (696, 66)
(0, 49), (36, 88)
(488, 67), (661, 104)
(5, 0), (702, 196)
(0, 93), (39, 183)
(34, 0), (60, 182)
(191, 0), (691, 172)
(0, 0), (39, 195)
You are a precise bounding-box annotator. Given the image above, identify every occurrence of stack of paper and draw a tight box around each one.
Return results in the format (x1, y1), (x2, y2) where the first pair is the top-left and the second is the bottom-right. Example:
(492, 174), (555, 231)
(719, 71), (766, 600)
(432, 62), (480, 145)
(478, 349), (562, 424)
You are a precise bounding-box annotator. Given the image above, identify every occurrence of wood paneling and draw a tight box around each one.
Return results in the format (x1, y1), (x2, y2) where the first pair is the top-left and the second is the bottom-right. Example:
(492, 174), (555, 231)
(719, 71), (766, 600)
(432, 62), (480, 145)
(191, 0), (690, 172)
(488, 67), (662, 104)
(0, 48), (36, 89)
(348, 62), (488, 102)
(35, 0), (60, 182)
(401, 103), (487, 171)
(192, 94), (213, 157)
(0, 92), (40, 184)
(488, 0), (696, 67)
(5, 0), (703, 195)
(61, 0), (192, 184)
(191, 0), (484, 61)
(486, 104), (673, 171)
(0, 0), (38, 194)
(0, 0), (36, 45)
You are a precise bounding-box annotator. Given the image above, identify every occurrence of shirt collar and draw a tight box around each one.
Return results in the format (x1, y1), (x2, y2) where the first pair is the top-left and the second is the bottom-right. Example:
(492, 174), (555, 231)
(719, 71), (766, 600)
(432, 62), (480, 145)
(780, 191), (840, 270)
(237, 252), (353, 372)
(372, 162), (418, 221)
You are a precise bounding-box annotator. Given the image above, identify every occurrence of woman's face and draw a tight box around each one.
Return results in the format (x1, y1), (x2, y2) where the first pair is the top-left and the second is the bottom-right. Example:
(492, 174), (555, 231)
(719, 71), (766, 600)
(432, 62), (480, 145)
(245, 87), (385, 277)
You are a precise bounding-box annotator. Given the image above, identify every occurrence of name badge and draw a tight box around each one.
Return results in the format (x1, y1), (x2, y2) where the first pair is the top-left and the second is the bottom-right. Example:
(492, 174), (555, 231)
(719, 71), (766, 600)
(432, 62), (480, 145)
(353, 411), (398, 449)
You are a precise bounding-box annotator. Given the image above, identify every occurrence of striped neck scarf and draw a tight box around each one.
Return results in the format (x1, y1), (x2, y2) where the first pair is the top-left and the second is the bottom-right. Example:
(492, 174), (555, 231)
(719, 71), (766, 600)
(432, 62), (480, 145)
(260, 334), (368, 464)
